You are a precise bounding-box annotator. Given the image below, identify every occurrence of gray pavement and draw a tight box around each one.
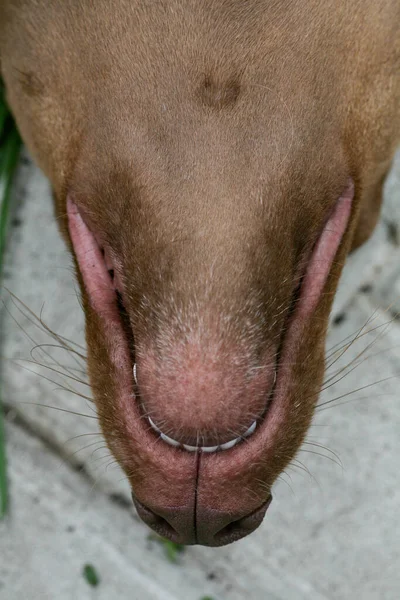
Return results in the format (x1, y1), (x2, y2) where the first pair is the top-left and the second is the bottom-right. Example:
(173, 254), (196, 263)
(0, 149), (399, 600)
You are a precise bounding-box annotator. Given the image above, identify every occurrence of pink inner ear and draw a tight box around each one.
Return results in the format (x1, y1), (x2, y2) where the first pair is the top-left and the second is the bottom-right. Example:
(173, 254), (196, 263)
(297, 178), (354, 321)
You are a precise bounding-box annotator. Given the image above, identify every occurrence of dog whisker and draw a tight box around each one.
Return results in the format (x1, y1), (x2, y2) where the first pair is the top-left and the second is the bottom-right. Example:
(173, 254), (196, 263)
(317, 376), (398, 410)
(16, 401), (97, 420)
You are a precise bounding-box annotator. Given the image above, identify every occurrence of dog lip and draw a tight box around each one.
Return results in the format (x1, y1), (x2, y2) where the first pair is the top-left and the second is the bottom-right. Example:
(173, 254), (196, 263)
(68, 177), (353, 483)
(135, 363), (277, 453)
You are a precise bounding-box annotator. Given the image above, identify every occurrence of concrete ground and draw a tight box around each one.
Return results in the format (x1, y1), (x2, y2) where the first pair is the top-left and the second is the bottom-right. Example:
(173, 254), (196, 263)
(0, 149), (400, 600)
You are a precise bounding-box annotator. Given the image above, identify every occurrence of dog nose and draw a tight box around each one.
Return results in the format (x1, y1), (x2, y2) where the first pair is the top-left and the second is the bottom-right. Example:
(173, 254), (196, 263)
(132, 494), (272, 546)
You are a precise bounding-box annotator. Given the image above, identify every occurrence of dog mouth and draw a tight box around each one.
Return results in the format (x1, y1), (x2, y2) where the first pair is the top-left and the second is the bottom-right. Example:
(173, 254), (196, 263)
(67, 177), (354, 485)
(67, 178), (354, 452)
(66, 179), (354, 545)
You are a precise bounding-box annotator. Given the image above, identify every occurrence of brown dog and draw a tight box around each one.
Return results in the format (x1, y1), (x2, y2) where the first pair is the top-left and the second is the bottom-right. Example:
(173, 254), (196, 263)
(1, 1), (399, 546)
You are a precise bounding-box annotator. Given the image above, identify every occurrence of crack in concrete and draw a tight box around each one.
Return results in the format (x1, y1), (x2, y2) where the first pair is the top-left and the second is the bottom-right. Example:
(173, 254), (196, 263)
(2, 402), (132, 513)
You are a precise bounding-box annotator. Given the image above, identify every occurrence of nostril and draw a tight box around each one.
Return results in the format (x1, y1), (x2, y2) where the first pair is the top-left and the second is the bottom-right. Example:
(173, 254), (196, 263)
(211, 495), (272, 545)
(214, 518), (244, 542)
(145, 511), (178, 539)
(131, 495), (185, 543)
(214, 515), (256, 543)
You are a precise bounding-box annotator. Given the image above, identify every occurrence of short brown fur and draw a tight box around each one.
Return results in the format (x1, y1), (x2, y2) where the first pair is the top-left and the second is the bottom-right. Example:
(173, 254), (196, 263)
(0, 0), (399, 545)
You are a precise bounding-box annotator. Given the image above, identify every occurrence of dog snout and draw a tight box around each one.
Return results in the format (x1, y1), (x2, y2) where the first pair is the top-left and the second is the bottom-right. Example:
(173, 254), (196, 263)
(132, 494), (272, 546)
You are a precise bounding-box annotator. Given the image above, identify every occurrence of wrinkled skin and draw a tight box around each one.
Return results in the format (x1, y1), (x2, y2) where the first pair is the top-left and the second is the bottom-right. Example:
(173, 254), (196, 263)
(1, 0), (399, 545)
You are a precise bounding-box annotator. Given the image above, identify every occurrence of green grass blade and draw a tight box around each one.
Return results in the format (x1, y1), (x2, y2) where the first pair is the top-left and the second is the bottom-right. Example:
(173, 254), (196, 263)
(0, 87), (22, 518)
(0, 82), (8, 139)
(0, 128), (22, 270)
(0, 102), (8, 139)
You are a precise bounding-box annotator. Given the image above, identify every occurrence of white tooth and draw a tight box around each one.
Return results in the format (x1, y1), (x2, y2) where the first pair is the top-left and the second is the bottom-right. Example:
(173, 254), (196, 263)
(201, 445), (219, 453)
(243, 420), (257, 438)
(183, 444), (198, 452)
(219, 438), (239, 451)
(133, 363), (138, 384)
(148, 416), (161, 433)
(160, 432), (181, 447)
